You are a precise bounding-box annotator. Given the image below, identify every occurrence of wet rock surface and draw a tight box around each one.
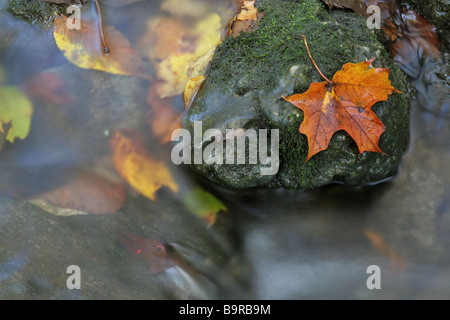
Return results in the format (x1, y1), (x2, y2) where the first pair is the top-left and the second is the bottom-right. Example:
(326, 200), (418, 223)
(0, 193), (247, 299)
(183, 0), (409, 190)
(232, 103), (450, 299)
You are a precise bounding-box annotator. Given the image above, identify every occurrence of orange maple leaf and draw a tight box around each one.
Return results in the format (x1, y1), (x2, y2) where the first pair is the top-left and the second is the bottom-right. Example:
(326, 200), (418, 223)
(283, 36), (400, 162)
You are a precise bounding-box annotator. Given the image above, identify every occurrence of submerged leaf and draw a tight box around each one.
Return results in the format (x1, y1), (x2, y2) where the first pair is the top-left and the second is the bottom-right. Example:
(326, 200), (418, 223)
(53, 15), (150, 79)
(30, 170), (126, 216)
(0, 86), (33, 143)
(140, 13), (221, 98)
(228, 0), (264, 37)
(146, 85), (183, 144)
(110, 130), (178, 201)
(183, 187), (227, 226)
(364, 229), (406, 272)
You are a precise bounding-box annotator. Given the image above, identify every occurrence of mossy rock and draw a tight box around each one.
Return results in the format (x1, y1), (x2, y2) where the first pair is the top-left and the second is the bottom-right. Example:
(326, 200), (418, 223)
(182, 0), (409, 189)
(8, 0), (70, 28)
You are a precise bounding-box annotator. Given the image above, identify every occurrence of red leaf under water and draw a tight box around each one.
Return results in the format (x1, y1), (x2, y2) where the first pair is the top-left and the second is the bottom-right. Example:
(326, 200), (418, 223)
(118, 232), (176, 275)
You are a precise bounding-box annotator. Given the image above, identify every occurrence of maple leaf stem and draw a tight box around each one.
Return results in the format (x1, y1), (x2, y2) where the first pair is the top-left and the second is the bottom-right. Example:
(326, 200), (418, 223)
(301, 34), (330, 83)
(94, 0), (110, 55)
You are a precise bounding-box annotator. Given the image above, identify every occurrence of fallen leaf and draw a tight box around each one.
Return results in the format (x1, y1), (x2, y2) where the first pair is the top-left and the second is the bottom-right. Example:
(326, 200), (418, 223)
(184, 75), (205, 109)
(228, 0), (264, 37)
(364, 229), (406, 272)
(186, 45), (217, 81)
(24, 72), (73, 105)
(140, 13), (221, 98)
(118, 232), (176, 275)
(29, 170), (126, 216)
(110, 129), (178, 200)
(53, 15), (150, 79)
(387, 8), (441, 67)
(0, 85), (33, 143)
(146, 85), (183, 144)
(237, 1), (258, 21)
(183, 187), (227, 226)
(283, 58), (399, 161)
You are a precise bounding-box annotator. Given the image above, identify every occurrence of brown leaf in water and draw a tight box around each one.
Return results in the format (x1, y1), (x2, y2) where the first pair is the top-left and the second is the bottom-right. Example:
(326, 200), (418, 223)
(387, 8), (441, 66)
(364, 229), (406, 272)
(228, 0), (264, 37)
(138, 14), (221, 98)
(146, 85), (183, 144)
(322, 1), (441, 65)
(30, 170), (126, 216)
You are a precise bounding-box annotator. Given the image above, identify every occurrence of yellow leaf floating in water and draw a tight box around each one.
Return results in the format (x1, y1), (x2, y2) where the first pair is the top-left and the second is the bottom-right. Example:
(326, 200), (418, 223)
(110, 130), (178, 201)
(53, 15), (150, 79)
(183, 187), (227, 226)
(0, 85), (33, 143)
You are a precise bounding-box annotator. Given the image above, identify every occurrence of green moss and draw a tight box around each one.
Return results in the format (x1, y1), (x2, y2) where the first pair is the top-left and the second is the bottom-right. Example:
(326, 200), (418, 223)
(209, 0), (400, 187)
(8, 0), (67, 28)
(185, 0), (410, 189)
(211, 0), (336, 93)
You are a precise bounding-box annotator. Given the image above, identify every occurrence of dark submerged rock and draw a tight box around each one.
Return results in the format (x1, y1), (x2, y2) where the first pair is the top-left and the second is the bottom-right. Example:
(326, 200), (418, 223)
(182, 0), (409, 189)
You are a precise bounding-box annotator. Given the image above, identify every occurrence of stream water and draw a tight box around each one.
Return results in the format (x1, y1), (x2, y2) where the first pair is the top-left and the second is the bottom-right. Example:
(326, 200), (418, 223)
(0, 0), (449, 299)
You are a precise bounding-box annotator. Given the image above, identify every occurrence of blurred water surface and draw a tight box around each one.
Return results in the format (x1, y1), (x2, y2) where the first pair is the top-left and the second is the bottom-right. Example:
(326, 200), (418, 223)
(0, 0), (449, 299)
